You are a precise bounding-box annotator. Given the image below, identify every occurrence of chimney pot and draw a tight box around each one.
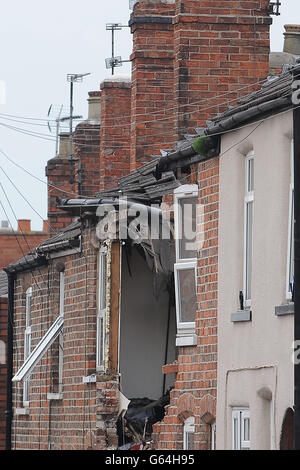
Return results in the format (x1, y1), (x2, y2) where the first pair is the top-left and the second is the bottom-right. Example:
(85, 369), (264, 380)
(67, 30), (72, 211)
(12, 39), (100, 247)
(1, 220), (8, 228)
(58, 133), (72, 159)
(18, 219), (31, 232)
(88, 91), (102, 121)
(283, 25), (300, 56)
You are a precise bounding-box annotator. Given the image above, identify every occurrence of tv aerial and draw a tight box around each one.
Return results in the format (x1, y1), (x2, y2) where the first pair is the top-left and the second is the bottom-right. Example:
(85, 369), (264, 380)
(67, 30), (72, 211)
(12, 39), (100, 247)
(47, 104), (82, 157)
(105, 23), (130, 75)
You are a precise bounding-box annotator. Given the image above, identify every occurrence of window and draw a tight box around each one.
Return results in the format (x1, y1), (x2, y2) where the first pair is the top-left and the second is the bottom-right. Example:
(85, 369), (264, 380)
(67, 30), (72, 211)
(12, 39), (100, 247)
(243, 152), (254, 307)
(211, 422), (216, 450)
(13, 316), (64, 383)
(58, 271), (64, 394)
(174, 185), (198, 345)
(183, 416), (195, 450)
(23, 287), (32, 406)
(13, 279), (64, 385)
(232, 409), (250, 450)
(286, 141), (294, 301)
(96, 247), (107, 371)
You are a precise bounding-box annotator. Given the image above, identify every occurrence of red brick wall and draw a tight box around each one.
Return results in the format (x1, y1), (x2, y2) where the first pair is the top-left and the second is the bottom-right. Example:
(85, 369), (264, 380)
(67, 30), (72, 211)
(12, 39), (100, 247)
(0, 232), (48, 271)
(11, 234), (119, 450)
(46, 92), (102, 230)
(74, 92), (101, 197)
(130, 1), (176, 170)
(152, 158), (219, 450)
(0, 297), (8, 450)
(173, 0), (272, 136)
(46, 157), (76, 232)
(99, 79), (131, 191)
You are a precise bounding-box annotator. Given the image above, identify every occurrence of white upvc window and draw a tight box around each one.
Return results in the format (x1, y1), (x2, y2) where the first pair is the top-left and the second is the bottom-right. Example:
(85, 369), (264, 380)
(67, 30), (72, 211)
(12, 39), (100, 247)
(13, 278), (65, 385)
(58, 271), (64, 394)
(286, 140), (294, 301)
(183, 416), (195, 450)
(13, 316), (64, 383)
(174, 185), (198, 345)
(243, 152), (254, 308)
(96, 247), (107, 371)
(232, 408), (250, 450)
(174, 261), (197, 331)
(23, 287), (32, 406)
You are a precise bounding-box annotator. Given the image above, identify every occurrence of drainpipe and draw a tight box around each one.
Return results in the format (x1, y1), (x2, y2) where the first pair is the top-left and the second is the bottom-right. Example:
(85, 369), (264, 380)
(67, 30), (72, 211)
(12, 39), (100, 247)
(5, 272), (14, 450)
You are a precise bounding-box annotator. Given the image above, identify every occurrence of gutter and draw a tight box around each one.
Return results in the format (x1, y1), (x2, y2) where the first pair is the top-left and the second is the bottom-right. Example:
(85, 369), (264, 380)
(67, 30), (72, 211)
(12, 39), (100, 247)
(5, 272), (14, 450)
(4, 254), (47, 275)
(205, 96), (292, 136)
(156, 135), (220, 173)
(57, 197), (163, 217)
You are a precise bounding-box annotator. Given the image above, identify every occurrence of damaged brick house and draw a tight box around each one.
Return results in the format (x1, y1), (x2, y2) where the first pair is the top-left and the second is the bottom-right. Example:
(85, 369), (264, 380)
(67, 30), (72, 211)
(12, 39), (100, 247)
(0, 270), (8, 450)
(3, 0), (279, 450)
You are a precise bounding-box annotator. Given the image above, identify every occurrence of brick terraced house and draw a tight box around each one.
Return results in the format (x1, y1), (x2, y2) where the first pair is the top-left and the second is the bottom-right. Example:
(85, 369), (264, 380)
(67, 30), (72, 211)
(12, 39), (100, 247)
(3, 0), (291, 450)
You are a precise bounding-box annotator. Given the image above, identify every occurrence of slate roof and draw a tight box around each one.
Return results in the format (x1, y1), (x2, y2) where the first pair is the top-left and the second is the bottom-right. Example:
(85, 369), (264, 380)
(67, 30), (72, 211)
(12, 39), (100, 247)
(37, 220), (81, 253)
(4, 220), (82, 273)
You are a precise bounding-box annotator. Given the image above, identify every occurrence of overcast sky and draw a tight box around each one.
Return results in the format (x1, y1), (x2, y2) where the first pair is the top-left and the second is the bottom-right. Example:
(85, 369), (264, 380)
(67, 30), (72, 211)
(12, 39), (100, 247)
(0, 0), (299, 231)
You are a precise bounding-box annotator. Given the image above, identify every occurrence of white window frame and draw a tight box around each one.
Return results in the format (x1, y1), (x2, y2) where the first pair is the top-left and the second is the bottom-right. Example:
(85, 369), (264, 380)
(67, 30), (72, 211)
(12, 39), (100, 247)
(174, 185), (198, 345)
(174, 261), (197, 331)
(232, 408), (250, 450)
(211, 422), (216, 450)
(23, 287), (32, 406)
(58, 271), (64, 394)
(96, 246), (107, 371)
(13, 315), (64, 383)
(286, 140), (294, 301)
(243, 151), (254, 308)
(183, 416), (195, 450)
(174, 184), (199, 263)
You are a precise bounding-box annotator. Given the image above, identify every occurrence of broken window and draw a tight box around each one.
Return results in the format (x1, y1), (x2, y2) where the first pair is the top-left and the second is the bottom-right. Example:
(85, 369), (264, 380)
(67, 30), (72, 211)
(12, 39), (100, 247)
(12, 294), (64, 384)
(174, 185), (198, 346)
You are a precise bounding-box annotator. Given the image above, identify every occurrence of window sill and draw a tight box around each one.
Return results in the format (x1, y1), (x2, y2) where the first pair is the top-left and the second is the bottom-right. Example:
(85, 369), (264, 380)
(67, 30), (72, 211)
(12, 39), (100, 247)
(15, 407), (30, 416)
(231, 310), (252, 323)
(176, 334), (197, 347)
(82, 374), (97, 384)
(47, 393), (63, 401)
(275, 303), (294, 316)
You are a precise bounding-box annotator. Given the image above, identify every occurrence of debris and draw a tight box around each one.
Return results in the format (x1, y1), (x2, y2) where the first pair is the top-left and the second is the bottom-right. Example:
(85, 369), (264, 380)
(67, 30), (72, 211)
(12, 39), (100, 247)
(116, 389), (171, 449)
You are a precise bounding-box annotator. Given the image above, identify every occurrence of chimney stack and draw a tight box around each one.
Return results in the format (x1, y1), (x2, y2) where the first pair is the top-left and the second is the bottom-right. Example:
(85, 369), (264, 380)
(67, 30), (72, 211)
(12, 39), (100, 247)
(17, 220), (31, 233)
(173, 0), (272, 136)
(42, 220), (48, 233)
(130, 0), (176, 171)
(99, 77), (131, 190)
(45, 133), (76, 232)
(283, 25), (300, 56)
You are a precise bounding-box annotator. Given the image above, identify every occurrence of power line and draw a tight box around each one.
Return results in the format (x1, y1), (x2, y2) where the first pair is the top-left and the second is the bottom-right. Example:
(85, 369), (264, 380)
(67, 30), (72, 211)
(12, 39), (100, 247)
(0, 76), (271, 128)
(0, 184), (46, 292)
(0, 105), (297, 206)
(0, 165), (59, 236)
